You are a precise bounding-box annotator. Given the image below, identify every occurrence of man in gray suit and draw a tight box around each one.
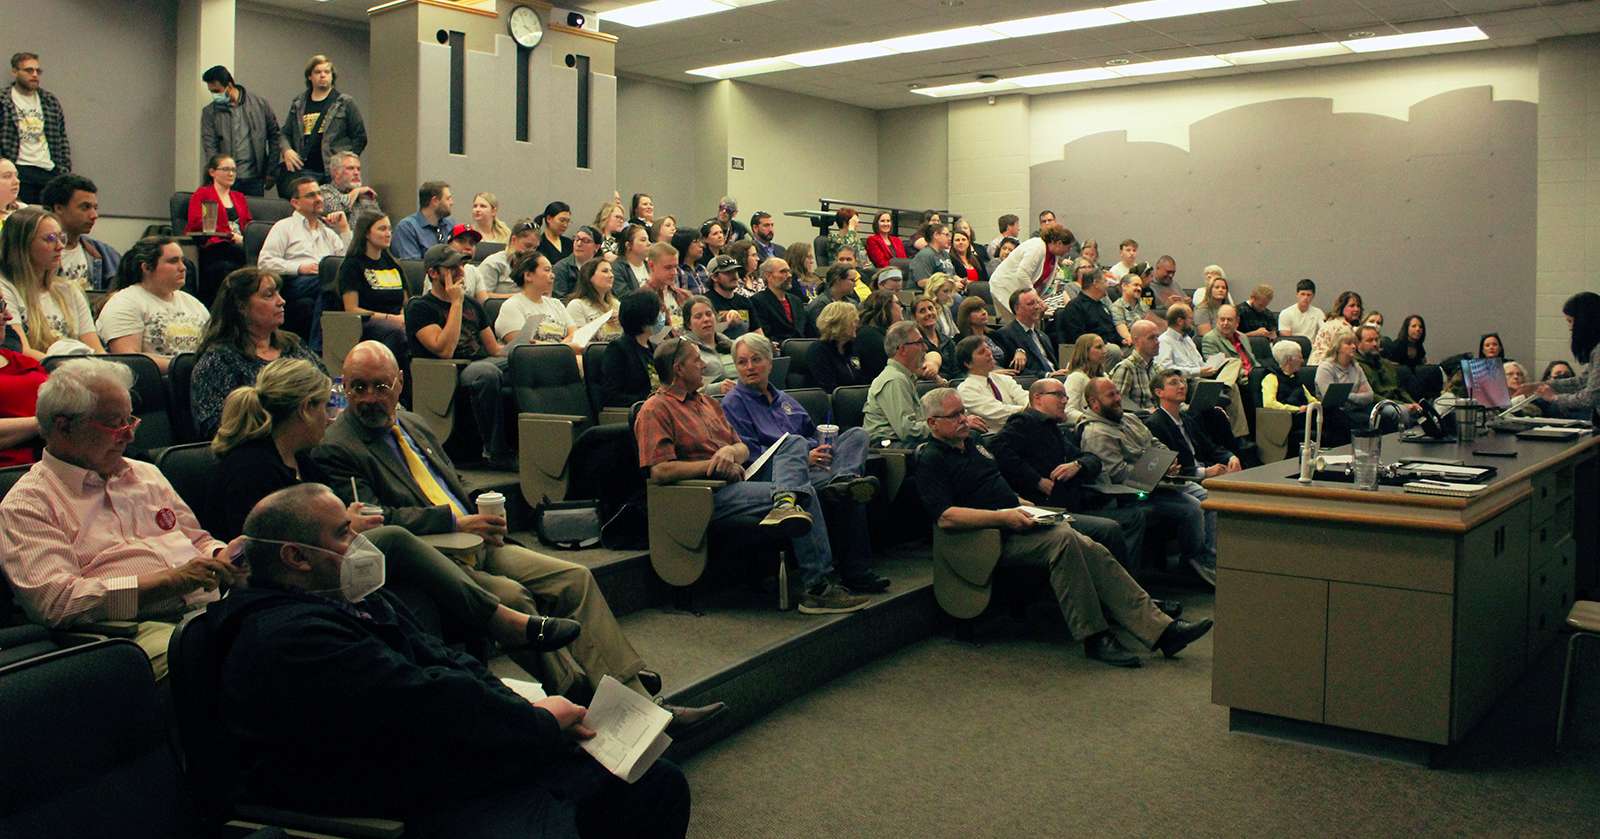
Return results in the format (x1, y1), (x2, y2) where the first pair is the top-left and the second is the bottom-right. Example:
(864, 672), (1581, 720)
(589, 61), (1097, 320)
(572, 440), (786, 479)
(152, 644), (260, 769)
(310, 341), (723, 729)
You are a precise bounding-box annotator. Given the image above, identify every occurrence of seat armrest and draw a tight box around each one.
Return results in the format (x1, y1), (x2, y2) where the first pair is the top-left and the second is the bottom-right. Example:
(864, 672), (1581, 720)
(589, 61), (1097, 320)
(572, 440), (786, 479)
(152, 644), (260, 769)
(931, 527), (1004, 619)
(646, 482), (720, 586)
(233, 805), (405, 839)
(598, 406), (633, 426)
(874, 448), (912, 500)
(518, 413), (587, 505)
(74, 620), (140, 638)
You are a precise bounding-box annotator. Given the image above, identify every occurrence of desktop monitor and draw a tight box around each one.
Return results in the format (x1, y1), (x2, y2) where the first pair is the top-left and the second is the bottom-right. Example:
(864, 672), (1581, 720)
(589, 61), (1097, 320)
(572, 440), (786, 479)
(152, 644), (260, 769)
(1460, 357), (1512, 408)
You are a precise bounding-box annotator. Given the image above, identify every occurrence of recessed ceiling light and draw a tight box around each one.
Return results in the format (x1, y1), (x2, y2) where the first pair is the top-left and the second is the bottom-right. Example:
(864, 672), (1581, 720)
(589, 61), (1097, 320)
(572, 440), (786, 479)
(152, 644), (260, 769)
(1347, 31), (1375, 39)
(1105, 58), (1131, 66)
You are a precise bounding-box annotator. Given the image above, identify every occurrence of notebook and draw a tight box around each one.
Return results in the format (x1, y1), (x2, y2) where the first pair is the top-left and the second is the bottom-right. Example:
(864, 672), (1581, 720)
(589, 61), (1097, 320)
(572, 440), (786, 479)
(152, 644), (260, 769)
(1402, 480), (1490, 498)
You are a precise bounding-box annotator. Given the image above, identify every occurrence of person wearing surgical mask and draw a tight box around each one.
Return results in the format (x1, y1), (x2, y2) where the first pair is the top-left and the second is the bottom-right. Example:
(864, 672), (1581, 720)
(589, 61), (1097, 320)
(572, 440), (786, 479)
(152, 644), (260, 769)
(199, 65), (282, 197)
(212, 482), (694, 836)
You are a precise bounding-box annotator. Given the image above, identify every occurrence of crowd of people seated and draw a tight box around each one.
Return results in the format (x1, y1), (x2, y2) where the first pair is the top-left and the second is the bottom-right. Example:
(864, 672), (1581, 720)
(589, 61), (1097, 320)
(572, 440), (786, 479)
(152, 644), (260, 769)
(3, 44), (1600, 836)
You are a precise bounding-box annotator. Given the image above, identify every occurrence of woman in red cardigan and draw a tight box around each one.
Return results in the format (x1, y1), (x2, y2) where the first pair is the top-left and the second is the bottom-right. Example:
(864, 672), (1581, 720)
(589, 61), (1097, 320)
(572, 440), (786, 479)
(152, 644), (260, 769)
(185, 153), (252, 307)
(864, 209), (906, 269)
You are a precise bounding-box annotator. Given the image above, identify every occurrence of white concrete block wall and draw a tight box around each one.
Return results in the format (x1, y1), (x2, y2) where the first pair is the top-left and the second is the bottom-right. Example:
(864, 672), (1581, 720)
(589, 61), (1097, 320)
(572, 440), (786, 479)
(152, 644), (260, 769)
(947, 96), (1030, 243)
(1535, 34), (1600, 376)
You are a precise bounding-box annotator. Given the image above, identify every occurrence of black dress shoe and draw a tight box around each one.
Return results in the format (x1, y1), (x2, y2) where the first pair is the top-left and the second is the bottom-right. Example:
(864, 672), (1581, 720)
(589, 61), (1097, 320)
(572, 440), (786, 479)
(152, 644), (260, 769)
(1155, 618), (1215, 658)
(841, 572), (891, 594)
(1084, 632), (1141, 668)
(1151, 599), (1183, 619)
(662, 700), (728, 736)
(526, 616), (582, 651)
(637, 669), (662, 697)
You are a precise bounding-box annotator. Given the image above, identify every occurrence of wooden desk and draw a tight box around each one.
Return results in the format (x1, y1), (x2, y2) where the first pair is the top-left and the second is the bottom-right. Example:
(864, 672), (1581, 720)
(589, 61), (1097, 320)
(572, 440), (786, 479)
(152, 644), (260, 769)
(1206, 432), (1597, 746)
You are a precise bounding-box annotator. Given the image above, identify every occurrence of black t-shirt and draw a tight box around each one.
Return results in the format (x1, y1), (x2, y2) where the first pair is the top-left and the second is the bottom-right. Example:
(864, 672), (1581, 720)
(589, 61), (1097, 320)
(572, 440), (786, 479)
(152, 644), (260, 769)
(300, 92), (334, 171)
(1238, 303), (1276, 336)
(914, 436), (1021, 520)
(405, 293), (490, 360)
(338, 251), (406, 315)
(708, 288), (750, 320)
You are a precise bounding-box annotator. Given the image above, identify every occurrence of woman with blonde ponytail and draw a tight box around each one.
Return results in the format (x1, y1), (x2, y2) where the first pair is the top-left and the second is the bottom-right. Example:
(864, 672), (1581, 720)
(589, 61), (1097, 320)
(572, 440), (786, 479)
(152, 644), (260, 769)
(210, 359), (587, 668)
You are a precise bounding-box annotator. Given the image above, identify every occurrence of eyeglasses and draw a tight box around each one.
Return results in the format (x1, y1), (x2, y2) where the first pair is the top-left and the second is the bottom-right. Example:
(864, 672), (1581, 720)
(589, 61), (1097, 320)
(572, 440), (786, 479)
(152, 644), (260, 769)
(38, 233), (63, 246)
(82, 414), (141, 436)
(929, 408), (966, 421)
(1038, 389), (1068, 400)
(346, 380), (396, 396)
(213, 166), (237, 173)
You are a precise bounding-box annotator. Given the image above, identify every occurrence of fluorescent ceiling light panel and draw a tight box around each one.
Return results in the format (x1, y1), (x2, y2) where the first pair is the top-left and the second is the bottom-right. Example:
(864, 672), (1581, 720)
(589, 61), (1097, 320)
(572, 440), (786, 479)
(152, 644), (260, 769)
(1109, 0), (1265, 22)
(601, 0), (775, 28)
(876, 26), (1007, 54)
(685, 0), (1297, 79)
(1342, 26), (1487, 53)
(1108, 55), (1230, 76)
(913, 80), (1020, 98)
(687, 57), (801, 80)
(1219, 42), (1350, 64)
(787, 43), (896, 67)
(986, 9), (1128, 38)
(1008, 67), (1120, 87)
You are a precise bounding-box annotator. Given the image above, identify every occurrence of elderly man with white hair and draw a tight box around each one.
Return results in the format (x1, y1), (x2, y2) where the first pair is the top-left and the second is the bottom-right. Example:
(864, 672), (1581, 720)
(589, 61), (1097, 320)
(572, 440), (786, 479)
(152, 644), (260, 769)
(0, 358), (242, 675)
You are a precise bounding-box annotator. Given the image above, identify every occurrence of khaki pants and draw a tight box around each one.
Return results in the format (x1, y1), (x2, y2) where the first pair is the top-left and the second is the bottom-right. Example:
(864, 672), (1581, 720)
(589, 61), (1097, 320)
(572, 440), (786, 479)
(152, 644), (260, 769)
(1000, 522), (1171, 646)
(476, 544), (648, 699)
(132, 620), (178, 681)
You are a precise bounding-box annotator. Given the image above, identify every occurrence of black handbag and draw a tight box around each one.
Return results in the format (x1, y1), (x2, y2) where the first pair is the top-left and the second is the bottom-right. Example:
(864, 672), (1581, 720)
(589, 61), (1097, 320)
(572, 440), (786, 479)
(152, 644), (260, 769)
(532, 499), (602, 550)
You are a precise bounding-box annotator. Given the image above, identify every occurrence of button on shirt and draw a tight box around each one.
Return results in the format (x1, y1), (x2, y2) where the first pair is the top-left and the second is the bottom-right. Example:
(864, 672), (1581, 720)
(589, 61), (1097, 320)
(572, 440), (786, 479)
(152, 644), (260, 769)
(257, 213), (352, 277)
(721, 381), (817, 458)
(0, 450), (224, 626)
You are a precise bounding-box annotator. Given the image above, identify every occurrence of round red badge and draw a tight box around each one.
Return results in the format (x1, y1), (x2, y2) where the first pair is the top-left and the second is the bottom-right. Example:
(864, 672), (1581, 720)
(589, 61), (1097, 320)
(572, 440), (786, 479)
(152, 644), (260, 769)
(155, 508), (177, 531)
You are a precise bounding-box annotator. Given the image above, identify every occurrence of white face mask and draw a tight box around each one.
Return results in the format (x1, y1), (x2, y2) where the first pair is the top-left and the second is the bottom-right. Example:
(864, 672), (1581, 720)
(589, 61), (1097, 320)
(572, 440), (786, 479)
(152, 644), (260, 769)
(250, 533), (386, 603)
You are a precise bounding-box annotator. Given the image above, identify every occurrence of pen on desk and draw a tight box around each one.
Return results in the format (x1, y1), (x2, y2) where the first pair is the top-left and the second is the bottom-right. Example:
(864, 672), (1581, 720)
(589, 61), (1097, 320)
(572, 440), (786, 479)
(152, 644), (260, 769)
(1413, 479), (1452, 487)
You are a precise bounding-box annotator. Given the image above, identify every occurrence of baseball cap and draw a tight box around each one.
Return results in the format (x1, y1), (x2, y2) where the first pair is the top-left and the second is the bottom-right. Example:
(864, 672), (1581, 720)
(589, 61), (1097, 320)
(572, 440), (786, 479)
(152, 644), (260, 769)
(449, 223), (482, 244)
(424, 244), (467, 271)
(706, 254), (740, 274)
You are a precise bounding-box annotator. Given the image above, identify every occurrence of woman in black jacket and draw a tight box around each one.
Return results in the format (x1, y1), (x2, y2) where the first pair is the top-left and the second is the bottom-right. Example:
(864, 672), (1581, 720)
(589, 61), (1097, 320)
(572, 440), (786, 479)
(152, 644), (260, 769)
(853, 289), (902, 383)
(807, 299), (867, 393)
(600, 291), (663, 407)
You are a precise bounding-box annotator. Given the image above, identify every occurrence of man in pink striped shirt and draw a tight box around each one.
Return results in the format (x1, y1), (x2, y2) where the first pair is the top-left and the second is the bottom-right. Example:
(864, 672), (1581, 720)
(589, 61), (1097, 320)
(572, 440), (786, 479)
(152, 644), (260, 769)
(0, 358), (241, 676)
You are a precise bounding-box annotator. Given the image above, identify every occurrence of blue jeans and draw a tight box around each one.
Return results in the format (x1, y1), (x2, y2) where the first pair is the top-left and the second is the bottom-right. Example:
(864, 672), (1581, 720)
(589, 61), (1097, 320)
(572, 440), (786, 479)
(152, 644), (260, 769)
(1147, 481), (1216, 567)
(712, 434), (835, 588)
(807, 425), (869, 486)
(280, 271), (323, 347)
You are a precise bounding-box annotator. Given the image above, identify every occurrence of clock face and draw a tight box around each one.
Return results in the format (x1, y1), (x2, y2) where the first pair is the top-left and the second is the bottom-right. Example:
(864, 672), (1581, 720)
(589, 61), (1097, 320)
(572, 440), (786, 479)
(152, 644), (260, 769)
(509, 5), (543, 48)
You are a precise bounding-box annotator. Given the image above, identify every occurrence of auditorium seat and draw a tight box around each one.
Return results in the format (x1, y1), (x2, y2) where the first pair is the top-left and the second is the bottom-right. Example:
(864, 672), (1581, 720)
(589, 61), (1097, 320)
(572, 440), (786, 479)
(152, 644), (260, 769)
(812, 234), (830, 263)
(512, 344), (593, 505)
(965, 281), (993, 309)
(484, 297), (508, 333)
(581, 342), (632, 426)
(167, 352), (199, 444)
(1248, 335), (1276, 371)
(154, 443), (223, 537)
(398, 259), (425, 297)
(44, 353), (172, 453)
(0, 638), (290, 838)
(409, 356), (470, 446)
(168, 611), (404, 838)
(242, 220), (273, 266)
(473, 241), (505, 262)
(781, 338), (817, 388)
(830, 385), (869, 430)
(787, 387), (830, 426)
(321, 311), (363, 377)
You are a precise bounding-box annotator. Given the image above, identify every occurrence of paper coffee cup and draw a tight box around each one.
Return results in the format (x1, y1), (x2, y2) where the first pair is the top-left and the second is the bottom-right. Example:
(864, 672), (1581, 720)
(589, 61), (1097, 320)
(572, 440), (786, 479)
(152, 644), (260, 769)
(477, 491), (507, 519)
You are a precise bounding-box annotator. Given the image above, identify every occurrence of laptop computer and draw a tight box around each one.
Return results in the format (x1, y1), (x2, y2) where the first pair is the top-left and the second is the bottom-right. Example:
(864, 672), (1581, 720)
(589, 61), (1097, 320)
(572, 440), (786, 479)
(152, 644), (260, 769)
(1319, 382), (1354, 414)
(1188, 380), (1228, 415)
(1094, 447), (1180, 496)
(1459, 357), (1512, 409)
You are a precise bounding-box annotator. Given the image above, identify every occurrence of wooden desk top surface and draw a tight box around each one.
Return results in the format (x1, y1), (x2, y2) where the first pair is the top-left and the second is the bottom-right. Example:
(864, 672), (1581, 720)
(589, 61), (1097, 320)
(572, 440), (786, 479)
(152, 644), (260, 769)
(1202, 430), (1596, 532)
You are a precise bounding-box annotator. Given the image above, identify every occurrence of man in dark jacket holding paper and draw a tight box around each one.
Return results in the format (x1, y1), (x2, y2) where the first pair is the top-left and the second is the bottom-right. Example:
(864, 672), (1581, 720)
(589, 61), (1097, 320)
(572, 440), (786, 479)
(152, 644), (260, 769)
(989, 378), (1148, 571)
(211, 483), (691, 837)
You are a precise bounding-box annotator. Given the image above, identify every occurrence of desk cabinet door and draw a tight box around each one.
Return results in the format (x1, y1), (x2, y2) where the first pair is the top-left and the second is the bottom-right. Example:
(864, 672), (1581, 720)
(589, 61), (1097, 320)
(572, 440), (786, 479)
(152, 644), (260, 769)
(1325, 582), (1454, 744)
(1212, 568), (1328, 723)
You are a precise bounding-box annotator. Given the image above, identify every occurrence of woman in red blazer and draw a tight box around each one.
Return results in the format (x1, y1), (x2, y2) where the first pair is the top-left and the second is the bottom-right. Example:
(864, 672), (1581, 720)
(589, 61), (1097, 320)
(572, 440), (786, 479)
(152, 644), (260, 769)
(864, 209), (906, 269)
(185, 153), (253, 306)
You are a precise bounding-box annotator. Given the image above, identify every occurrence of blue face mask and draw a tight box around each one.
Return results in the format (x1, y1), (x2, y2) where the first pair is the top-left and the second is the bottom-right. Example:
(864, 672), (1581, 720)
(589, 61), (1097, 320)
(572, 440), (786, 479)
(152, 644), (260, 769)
(211, 92), (229, 106)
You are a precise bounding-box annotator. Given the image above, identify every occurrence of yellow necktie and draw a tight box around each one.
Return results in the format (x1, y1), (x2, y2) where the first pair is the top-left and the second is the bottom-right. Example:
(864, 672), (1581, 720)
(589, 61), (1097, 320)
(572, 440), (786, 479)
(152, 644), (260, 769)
(391, 426), (467, 516)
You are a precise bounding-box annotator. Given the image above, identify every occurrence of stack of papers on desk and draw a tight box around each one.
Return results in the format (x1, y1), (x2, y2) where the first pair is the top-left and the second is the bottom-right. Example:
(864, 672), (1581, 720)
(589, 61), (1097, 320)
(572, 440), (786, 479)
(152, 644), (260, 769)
(1403, 480), (1490, 498)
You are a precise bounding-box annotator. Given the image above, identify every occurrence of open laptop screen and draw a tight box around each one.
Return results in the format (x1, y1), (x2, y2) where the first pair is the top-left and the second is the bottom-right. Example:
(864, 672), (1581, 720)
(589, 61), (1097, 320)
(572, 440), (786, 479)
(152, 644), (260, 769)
(1460, 357), (1511, 408)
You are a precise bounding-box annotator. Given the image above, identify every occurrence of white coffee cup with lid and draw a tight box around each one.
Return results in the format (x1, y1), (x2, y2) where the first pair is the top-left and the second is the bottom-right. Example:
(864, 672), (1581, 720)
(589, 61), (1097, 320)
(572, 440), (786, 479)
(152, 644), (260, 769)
(477, 491), (507, 520)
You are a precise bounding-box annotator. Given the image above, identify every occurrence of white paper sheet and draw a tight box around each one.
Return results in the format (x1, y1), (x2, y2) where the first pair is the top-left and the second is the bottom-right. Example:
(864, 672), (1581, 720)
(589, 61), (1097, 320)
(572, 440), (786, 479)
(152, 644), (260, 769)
(579, 675), (674, 784)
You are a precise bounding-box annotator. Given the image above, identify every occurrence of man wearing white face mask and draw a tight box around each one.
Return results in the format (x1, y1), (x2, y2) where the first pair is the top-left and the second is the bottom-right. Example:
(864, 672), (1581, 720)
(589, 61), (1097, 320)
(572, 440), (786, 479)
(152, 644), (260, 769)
(209, 483), (693, 836)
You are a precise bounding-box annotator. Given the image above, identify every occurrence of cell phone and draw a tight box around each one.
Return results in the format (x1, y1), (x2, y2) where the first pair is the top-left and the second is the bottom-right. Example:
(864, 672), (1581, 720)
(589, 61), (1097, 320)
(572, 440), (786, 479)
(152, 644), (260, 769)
(1473, 449), (1518, 458)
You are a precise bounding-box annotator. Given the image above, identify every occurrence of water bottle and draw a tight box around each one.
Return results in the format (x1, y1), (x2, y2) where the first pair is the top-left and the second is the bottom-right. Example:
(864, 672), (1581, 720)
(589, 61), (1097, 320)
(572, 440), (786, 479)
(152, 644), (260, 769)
(327, 376), (348, 420)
